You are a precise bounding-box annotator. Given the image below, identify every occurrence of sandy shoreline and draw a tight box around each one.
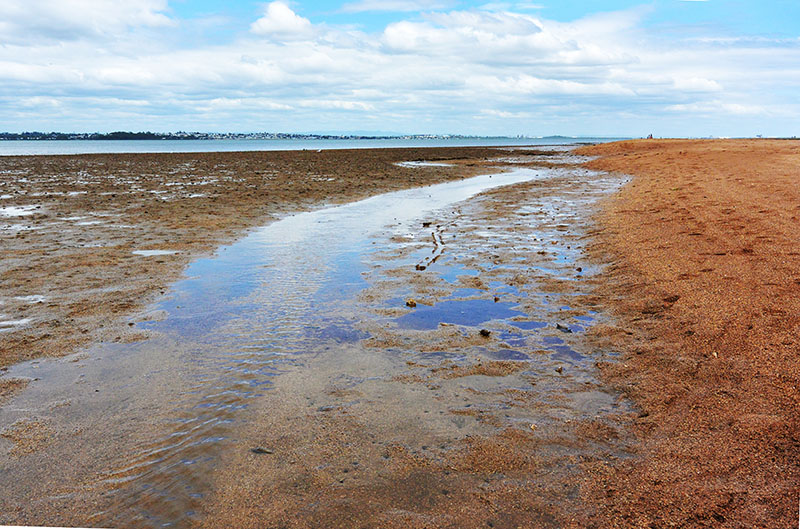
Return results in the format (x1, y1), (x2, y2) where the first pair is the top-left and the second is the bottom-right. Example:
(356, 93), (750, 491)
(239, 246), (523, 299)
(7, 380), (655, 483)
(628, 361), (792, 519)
(1, 140), (797, 527)
(575, 139), (800, 528)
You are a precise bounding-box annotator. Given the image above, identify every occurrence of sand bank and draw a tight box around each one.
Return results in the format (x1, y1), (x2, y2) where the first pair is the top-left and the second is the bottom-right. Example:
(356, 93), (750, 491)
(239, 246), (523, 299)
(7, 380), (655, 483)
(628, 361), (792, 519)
(575, 139), (800, 528)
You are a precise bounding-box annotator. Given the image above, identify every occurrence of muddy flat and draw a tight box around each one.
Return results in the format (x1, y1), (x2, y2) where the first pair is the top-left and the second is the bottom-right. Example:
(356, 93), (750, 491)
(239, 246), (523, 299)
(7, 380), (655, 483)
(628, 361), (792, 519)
(0, 147), (505, 371)
(3, 145), (631, 528)
(1, 140), (797, 528)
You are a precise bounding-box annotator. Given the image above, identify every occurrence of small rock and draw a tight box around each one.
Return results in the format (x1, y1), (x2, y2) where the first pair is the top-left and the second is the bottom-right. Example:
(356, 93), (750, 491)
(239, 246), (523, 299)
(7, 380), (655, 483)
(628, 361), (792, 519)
(555, 323), (573, 333)
(479, 329), (491, 337)
(555, 366), (563, 374)
(422, 221), (432, 227)
(406, 299), (417, 308)
(251, 447), (273, 455)
(415, 264), (426, 271)
(576, 267), (582, 273)
(493, 296), (499, 302)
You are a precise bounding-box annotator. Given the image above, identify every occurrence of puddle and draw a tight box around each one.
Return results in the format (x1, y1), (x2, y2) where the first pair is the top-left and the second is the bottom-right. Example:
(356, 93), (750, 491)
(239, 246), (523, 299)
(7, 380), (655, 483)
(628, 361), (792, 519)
(0, 205), (39, 216)
(132, 249), (179, 257)
(0, 157), (632, 527)
(396, 298), (525, 330)
(0, 317), (32, 329)
(13, 295), (46, 303)
(395, 161), (454, 168)
(509, 319), (548, 330)
(436, 260), (480, 283)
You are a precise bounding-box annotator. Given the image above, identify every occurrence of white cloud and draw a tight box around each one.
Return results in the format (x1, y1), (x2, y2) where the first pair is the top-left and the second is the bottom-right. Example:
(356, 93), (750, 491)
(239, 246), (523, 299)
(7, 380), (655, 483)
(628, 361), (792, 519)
(0, 0), (172, 43)
(298, 100), (376, 110)
(250, 2), (313, 38)
(672, 76), (722, 92)
(479, 3), (544, 11)
(665, 101), (772, 116)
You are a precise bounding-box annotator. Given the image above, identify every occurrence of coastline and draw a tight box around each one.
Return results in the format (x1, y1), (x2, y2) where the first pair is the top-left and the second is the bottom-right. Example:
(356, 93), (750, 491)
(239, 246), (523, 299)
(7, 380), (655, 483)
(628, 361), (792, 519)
(2, 139), (797, 526)
(575, 139), (800, 527)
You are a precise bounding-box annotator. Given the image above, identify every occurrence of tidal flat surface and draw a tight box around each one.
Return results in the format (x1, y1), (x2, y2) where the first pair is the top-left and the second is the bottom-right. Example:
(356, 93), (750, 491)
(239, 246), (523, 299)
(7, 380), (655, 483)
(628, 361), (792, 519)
(0, 149), (631, 528)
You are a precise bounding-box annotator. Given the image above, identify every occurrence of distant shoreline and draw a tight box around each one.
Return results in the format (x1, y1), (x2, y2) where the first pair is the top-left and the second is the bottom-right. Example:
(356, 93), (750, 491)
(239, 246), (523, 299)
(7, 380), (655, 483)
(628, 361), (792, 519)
(0, 132), (584, 142)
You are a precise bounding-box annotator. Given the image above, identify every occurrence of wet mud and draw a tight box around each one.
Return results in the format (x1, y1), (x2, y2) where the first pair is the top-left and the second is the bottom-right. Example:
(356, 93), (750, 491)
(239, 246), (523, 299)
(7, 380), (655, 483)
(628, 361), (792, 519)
(0, 147), (508, 371)
(1, 146), (633, 527)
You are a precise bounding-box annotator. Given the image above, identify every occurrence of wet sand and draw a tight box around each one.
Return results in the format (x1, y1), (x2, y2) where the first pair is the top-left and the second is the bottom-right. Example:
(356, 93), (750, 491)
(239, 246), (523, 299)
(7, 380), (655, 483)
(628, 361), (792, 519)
(190, 163), (631, 528)
(0, 147), (510, 375)
(575, 139), (800, 528)
(2, 146), (629, 528)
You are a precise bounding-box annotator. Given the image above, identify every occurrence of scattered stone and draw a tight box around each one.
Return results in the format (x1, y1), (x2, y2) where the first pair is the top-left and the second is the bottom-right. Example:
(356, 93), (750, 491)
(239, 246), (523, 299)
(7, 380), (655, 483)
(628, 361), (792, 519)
(555, 366), (563, 374)
(415, 264), (426, 271)
(422, 221), (432, 227)
(406, 299), (417, 308)
(479, 329), (491, 337)
(555, 323), (573, 333)
(250, 447), (273, 455)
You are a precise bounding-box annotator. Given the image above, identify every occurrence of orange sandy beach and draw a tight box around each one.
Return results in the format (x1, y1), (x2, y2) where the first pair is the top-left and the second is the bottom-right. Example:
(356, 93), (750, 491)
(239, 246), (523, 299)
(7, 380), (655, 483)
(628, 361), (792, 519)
(576, 139), (800, 528)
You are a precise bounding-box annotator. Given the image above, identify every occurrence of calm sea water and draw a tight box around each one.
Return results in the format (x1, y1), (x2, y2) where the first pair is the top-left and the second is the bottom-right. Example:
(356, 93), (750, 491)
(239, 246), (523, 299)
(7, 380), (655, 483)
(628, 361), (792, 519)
(0, 137), (623, 156)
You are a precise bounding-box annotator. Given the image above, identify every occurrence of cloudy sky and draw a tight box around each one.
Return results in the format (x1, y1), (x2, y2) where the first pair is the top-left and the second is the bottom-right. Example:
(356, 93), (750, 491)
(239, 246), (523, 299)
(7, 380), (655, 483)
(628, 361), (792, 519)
(1, 0), (798, 136)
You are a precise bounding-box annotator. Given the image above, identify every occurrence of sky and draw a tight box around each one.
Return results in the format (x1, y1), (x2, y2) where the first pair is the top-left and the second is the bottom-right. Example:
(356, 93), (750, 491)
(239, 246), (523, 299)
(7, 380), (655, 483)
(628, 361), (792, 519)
(1, 0), (798, 137)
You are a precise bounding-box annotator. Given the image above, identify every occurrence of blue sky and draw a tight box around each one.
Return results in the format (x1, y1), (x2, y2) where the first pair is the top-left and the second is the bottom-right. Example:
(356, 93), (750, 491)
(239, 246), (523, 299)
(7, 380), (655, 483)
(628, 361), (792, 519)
(1, 0), (798, 137)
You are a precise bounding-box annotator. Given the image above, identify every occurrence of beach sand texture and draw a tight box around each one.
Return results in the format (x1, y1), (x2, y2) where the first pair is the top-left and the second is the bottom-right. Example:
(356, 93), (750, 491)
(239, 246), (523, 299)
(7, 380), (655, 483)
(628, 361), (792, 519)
(576, 139), (800, 528)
